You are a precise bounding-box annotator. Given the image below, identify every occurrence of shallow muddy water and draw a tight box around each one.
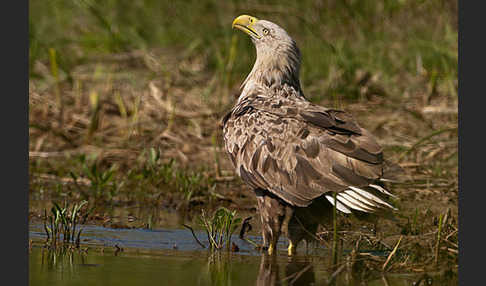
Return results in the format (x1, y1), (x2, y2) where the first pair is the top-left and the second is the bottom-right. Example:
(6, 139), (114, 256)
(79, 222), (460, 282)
(29, 223), (457, 286)
(29, 223), (269, 253)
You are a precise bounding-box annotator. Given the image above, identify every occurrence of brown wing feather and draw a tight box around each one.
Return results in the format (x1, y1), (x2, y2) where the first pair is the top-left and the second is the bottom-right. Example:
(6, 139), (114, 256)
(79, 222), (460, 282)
(223, 87), (387, 207)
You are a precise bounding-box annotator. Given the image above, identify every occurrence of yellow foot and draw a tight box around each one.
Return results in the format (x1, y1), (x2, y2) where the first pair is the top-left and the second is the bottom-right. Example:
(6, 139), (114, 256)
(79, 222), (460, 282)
(288, 242), (295, 256)
(268, 243), (274, 255)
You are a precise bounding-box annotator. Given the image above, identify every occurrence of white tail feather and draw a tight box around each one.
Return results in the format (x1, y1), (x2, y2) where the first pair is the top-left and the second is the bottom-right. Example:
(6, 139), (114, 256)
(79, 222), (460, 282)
(348, 186), (397, 210)
(344, 190), (377, 208)
(338, 193), (375, 212)
(369, 184), (397, 198)
(325, 195), (351, 214)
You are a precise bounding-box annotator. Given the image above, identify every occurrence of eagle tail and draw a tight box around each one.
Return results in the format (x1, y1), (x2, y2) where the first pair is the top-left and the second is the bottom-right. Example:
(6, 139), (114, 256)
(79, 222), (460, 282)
(325, 184), (398, 215)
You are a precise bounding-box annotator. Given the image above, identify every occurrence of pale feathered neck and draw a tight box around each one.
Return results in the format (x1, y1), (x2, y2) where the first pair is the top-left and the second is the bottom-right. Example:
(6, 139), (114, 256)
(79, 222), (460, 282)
(240, 37), (303, 101)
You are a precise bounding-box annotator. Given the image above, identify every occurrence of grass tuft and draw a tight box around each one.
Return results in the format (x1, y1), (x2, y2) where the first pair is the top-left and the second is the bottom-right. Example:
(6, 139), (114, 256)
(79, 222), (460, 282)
(43, 200), (90, 249)
(198, 207), (242, 251)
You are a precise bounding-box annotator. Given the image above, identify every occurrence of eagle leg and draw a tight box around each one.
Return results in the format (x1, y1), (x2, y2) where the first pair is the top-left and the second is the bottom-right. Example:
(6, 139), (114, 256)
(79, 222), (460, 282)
(255, 189), (286, 255)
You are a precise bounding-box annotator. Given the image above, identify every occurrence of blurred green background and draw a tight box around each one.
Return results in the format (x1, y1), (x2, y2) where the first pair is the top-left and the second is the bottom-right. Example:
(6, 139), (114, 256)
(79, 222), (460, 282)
(29, 0), (457, 101)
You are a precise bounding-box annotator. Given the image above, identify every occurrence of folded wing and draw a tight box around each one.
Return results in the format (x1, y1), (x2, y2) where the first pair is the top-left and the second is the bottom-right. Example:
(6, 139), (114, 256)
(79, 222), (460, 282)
(223, 90), (396, 212)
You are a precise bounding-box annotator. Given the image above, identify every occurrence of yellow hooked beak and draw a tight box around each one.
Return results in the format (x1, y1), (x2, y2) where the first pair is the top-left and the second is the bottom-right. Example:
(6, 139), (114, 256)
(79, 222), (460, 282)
(232, 15), (261, 39)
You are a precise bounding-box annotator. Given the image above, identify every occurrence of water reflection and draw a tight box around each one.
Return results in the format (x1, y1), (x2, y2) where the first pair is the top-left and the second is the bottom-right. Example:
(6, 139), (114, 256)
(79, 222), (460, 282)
(30, 245), (457, 286)
(207, 252), (234, 286)
(40, 247), (87, 271)
(255, 255), (279, 286)
(256, 255), (315, 286)
(284, 257), (315, 285)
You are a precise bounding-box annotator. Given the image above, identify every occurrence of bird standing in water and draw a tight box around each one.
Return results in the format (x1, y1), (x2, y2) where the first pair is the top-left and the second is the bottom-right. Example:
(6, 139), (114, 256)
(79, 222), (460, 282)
(223, 15), (400, 256)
